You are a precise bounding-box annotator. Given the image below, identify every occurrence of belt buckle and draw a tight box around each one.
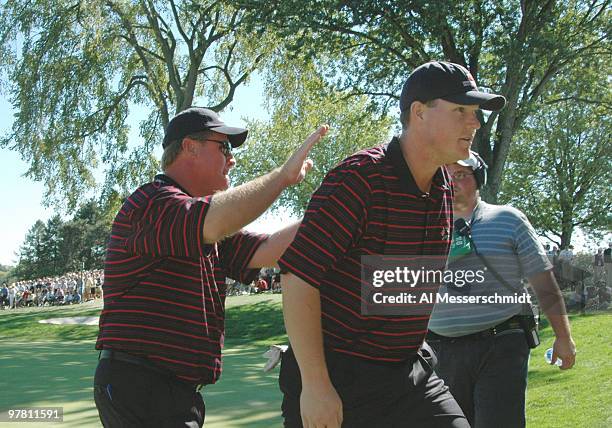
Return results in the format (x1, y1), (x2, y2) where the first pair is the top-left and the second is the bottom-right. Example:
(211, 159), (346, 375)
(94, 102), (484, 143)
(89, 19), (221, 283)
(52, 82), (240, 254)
(480, 327), (496, 338)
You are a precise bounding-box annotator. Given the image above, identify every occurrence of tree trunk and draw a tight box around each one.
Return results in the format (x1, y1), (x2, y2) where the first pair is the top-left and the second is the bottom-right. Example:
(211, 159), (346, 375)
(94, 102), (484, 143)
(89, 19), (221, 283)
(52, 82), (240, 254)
(560, 222), (573, 249)
(477, 105), (519, 203)
(560, 208), (574, 248)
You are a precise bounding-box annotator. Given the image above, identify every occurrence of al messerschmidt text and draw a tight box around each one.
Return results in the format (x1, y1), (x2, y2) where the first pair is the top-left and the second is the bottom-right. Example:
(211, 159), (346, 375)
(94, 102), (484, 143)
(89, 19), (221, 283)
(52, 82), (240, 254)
(372, 292), (532, 305)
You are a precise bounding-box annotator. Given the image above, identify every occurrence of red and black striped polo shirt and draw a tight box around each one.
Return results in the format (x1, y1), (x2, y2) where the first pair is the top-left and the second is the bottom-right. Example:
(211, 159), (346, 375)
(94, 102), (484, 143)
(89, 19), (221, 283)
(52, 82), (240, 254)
(95, 174), (265, 385)
(278, 137), (453, 362)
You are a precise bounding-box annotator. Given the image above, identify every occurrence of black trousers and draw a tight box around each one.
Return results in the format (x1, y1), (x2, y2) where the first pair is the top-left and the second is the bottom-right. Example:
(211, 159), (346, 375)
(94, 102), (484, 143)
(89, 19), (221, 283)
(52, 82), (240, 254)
(279, 344), (469, 428)
(428, 332), (530, 428)
(94, 358), (205, 428)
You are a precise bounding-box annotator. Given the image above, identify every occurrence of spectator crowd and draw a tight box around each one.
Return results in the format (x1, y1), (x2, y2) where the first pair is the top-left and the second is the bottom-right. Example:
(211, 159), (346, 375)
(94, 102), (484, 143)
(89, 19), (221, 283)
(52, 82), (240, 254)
(1, 269), (104, 309)
(544, 242), (612, 313)
(2, 243), (608, 313)
(226, 267), (282, 296)
(0, 266), (282, 309)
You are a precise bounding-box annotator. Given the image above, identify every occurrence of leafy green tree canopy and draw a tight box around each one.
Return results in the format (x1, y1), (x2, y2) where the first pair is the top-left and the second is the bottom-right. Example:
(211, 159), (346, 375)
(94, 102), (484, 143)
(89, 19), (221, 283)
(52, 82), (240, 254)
(0, 0), (274, 209)
(241, 0), (611, 201)
(13, 199), (114, 280)
(500, 54), (611, 248)
(232, 52), (393, 215)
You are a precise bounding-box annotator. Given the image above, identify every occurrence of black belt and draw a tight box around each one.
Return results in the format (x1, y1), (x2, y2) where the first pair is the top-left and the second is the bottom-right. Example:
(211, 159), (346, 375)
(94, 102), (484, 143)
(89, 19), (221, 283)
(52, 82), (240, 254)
(99, 349), (202, 391)
(427, 315), (523, 341)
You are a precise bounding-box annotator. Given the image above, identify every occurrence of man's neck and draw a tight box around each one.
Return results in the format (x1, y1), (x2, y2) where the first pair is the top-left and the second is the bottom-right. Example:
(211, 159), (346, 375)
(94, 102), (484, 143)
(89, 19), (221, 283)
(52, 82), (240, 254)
(454, 197), (479, 220)
(163, 167), (211, 197)
(398, 134), (440, 193)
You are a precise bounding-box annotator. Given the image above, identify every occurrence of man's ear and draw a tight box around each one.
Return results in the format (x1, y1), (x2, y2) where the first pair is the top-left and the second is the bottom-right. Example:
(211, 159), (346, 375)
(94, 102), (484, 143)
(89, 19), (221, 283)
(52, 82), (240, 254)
(183, 137), (198, 155)
(412, 101), (425, 120)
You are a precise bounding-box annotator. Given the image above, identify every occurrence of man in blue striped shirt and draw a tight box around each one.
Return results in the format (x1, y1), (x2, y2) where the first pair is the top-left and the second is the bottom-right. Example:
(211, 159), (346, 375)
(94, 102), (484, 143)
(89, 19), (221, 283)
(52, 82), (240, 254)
(427, 151), (576, 428)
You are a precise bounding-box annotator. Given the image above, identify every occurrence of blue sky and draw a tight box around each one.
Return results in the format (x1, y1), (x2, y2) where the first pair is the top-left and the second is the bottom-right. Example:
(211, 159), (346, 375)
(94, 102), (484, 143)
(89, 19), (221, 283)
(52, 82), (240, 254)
(0, 73), (298, 266)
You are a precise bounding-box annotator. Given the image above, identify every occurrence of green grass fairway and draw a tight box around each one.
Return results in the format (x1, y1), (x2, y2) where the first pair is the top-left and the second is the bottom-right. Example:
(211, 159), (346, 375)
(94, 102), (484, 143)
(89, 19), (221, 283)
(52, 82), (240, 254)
(0, 296), (610, 427)
(0, 295), (285, 428)
(526, 311), (612, 427)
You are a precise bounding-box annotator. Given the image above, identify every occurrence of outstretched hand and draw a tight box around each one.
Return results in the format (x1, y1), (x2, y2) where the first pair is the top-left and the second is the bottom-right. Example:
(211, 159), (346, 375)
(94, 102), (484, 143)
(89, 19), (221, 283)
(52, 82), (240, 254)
(280, 125), (329, 186)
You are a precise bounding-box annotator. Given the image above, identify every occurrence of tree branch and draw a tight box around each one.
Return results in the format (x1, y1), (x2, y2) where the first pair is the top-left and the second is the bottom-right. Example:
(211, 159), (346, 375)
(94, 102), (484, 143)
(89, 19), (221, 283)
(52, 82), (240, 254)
(380, 5), (428, 61)
(544, 96), (612, 109)
(339, 90), (397, 101)
(169, 0), (190, 47)
(210, 51), (266, 111)
(140, 0), (182, 102)
(319, 21), (411, 66)
(107, 1), (167, 109)
(116, 33), (166, 61)
(75, 76), (148, 139)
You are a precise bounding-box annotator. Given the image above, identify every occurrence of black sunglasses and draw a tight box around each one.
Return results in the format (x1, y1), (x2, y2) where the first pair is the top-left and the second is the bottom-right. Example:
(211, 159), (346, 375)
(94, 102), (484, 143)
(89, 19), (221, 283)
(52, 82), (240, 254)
(204, 138), (233, 158)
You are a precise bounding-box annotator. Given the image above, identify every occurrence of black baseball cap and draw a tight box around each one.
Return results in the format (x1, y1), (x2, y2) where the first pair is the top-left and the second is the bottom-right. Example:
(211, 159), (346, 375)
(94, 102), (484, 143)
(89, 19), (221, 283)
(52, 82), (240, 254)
(399, 61), (506, 113)
(163, 107), (248, 148)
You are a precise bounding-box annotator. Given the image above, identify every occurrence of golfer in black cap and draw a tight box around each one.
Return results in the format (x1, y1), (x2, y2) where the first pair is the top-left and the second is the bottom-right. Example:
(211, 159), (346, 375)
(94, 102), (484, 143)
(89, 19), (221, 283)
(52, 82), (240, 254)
(94, 106), (328, 427)
(278, 61), (506, 428)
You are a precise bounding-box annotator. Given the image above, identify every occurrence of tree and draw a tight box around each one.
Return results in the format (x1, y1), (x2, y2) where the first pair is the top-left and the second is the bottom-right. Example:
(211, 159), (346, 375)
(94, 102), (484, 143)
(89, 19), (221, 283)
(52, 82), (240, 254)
(67, 200), (112, 269)
(242, 0), (611, 202)
(500, 55), (612, 248)
(13, 220), (46, 279)
(231, 52), (393, 215)
(58, 220), (83, 273)
(0, 0), (274, 209)
(15, 215), (65, 278)
(13, 200), (113, 280)
(0, 264), (13, 283)
(40, 215), (64, 276)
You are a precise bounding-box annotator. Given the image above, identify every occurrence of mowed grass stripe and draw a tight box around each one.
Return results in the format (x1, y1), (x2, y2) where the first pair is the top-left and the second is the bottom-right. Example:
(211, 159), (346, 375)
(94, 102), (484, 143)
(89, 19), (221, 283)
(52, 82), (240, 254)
(0, 295), (610, 427)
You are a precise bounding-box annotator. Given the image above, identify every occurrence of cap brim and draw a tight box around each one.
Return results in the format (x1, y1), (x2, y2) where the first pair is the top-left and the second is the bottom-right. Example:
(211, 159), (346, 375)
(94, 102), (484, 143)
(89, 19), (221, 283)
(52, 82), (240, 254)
(209, 125), (248, 147)
(443, 91), (506, 111)
(457, 155), (480, 169)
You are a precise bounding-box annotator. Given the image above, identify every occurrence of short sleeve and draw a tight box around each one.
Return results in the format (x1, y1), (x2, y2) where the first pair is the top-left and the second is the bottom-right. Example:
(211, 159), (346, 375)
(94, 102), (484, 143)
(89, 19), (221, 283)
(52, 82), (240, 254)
(514, 211), (552, 278)
(278, 163), (371, 288)
(218, 230), (268, 284)
(123, 187), (212, 259)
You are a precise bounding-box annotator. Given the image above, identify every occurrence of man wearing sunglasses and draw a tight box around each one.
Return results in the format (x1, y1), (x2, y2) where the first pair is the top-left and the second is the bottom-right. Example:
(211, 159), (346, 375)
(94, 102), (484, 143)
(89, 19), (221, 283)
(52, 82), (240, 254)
(427, 152), (576, 428)
(94, 107), (328, 427)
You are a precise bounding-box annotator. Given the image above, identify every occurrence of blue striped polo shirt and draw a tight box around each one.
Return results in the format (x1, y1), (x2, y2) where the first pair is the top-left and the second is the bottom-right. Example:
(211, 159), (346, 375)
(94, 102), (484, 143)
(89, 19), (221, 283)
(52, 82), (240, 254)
(428, 200), (551, 337)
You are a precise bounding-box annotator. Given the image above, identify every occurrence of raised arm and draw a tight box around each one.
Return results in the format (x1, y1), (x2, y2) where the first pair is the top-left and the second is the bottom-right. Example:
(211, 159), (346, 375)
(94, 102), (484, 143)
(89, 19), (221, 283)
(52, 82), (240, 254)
(203, 126), (328, 243)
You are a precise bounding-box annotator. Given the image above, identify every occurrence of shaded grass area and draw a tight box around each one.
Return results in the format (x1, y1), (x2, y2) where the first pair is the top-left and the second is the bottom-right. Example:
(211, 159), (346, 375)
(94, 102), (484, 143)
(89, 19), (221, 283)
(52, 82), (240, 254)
(225, 295), (286, 345)
(0, 302), (102, 341)
(0, 296), (610, 427)
(0, 339), (284, 428)
(0, 340), (101, 427)
(0, 294), (286, 427)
